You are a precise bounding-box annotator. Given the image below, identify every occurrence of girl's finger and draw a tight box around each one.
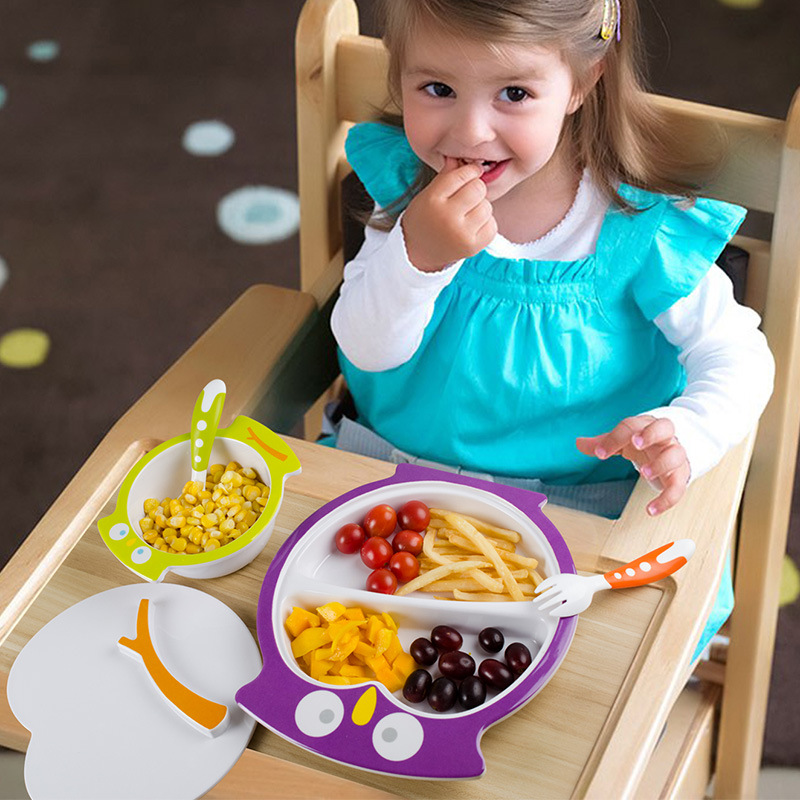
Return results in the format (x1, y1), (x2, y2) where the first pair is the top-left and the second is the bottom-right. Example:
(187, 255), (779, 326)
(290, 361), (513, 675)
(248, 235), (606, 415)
(464, 198), (494, 227)
(632, 417), (676, 450)
(646, 466), (690, 516)
(639, 443), (687, 481)
(591, 418), (646, 459)
(436, 159), (483, 196)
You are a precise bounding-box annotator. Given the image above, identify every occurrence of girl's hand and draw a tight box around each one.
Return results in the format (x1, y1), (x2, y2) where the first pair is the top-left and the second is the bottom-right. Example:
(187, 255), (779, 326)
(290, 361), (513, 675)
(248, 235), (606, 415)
(401, 157), (498, 272)
(576, 416), (691, 516)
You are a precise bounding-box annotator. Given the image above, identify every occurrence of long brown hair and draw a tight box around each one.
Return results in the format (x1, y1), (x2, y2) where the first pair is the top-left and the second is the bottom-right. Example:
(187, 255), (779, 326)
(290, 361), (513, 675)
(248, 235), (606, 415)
(364, 0), (717, 228)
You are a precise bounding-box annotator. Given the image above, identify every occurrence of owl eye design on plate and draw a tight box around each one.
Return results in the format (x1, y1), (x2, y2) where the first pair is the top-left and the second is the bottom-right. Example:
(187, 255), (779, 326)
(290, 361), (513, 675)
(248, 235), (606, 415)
(294, 690), (345, 738)
(371, 712), (424, 761)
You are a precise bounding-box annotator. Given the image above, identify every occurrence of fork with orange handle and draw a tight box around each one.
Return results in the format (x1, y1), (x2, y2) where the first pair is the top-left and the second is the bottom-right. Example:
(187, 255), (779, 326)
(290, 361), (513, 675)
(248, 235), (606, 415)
(532, 540), (696, 617)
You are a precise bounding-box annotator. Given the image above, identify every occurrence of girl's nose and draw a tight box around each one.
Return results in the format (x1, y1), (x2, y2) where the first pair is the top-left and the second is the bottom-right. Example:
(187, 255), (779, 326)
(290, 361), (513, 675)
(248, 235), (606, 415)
(451, 105), (495, 149)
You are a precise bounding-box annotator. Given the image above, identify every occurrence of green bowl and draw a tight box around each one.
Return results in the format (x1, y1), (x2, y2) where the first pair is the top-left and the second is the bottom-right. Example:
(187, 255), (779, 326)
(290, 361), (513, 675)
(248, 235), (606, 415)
(98, 416), (300, 582)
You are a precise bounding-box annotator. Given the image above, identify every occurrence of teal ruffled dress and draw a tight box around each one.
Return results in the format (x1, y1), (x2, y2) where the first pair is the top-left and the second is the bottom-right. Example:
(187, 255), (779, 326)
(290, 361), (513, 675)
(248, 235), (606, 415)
(338, 122), (746, 659)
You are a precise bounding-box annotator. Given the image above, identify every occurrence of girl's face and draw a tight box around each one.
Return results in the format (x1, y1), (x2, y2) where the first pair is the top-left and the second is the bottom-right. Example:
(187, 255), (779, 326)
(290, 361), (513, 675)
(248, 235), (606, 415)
(400, 22), (583, 203)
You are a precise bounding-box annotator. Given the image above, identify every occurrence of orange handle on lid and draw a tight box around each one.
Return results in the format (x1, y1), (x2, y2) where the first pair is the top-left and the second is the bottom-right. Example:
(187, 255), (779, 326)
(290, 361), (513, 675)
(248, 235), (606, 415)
(119, 599), (229, 736)
(603, 540), (695, 589)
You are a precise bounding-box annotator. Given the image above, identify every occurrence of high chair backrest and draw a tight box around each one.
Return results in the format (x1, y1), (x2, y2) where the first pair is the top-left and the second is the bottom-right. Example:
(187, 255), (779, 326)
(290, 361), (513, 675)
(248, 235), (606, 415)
(295, 0), (800, 795)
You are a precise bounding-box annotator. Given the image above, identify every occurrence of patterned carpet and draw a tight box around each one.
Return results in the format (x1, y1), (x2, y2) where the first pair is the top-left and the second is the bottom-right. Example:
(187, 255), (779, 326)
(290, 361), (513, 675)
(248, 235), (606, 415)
(0, 0), (798, 767)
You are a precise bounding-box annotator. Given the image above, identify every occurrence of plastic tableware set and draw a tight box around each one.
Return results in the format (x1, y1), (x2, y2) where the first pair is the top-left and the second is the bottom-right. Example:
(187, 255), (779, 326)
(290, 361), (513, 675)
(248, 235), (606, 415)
(6, 379), (694, 796)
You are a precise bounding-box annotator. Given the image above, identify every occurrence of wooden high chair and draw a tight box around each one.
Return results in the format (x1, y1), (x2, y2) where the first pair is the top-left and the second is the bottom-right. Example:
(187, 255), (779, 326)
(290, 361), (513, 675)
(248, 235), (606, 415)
(0, 0), (798, 797)
(291, 1), (800, 796)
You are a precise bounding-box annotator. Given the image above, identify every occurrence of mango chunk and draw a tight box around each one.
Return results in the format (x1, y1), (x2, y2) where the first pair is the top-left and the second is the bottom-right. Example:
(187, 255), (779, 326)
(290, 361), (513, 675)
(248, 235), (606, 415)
(392, 651), (417, 680)
(287, 604), (413, 693)
(317, 601), (347, 622)
(291, 626), (332, 658)
(285, 607), (320, 638)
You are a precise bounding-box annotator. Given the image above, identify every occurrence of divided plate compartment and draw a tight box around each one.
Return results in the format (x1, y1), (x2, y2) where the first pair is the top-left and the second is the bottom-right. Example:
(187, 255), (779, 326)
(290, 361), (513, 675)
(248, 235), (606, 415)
(97, 416), (301, 582)
(236, 463), (578, 779)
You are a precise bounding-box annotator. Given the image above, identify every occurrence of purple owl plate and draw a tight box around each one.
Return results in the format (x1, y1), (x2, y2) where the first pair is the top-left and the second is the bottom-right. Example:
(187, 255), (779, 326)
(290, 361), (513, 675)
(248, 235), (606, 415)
(235, 463), (577, 779)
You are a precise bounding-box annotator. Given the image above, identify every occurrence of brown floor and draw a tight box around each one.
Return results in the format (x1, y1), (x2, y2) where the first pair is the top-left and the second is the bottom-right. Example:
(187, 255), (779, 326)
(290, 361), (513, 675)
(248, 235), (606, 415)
(0, 0), (798, 766)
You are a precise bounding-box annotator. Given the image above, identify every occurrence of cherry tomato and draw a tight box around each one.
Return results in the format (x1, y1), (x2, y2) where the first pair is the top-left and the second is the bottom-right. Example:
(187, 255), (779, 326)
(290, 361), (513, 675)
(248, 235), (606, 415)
(360, 536), (394, 570)
(363, 504), (397, 538)
(396, 500), (430, 532)
(366, 568), (398, 594)
(393, 529), (424, 555)
(389, 551), (420, 583)
(334, 523), (366, 554)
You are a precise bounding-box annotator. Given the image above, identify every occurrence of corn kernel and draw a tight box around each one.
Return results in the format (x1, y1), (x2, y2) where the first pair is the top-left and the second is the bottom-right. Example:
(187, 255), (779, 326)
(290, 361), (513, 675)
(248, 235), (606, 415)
(182, 493), (197, 506)
(226, 503), (242, 519)
(155, 513), (169, 530)
(225, 461), (241, 472)
(171, 537), (187, 552)
(191, 506), (204, 519)
(244, 510), (258, 526)
(241, 467), (257, 479)
(199, 490), (212, 500)
(139, 517), (154, 532)
(143, 531), (159, 544)
(220, 518), (235, 533)
(143, 498), (159, 515)
(168, 515), (186, 529)
(153, 536), (166, 549)
(204, 539), (220, 552)
(200, 513), (218, 528)
(255, 496), (268, 507)
(185, 543), (201, 554)
(243, 485), (260, 502)
(189, 527), (204, 545)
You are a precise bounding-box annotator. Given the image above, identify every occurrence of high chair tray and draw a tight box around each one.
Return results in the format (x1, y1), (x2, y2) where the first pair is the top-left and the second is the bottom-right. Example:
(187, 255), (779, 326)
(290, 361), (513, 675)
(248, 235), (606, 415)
(0, 432), (740, 799)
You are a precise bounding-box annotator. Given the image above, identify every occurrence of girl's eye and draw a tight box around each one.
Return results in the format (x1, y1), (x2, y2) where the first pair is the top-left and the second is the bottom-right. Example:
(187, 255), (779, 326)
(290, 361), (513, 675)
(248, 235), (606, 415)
(500, 86), (529, 103)
(423, 82), (454, 98)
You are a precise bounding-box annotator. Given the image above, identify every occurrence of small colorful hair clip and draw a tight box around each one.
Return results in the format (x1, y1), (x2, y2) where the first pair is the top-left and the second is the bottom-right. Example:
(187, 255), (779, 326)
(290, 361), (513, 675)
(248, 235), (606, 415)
(599, 0), (621, 42)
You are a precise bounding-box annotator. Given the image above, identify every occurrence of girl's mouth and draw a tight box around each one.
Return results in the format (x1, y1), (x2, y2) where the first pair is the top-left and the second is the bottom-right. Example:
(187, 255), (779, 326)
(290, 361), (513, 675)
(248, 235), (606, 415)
(457, 158), (510, 184)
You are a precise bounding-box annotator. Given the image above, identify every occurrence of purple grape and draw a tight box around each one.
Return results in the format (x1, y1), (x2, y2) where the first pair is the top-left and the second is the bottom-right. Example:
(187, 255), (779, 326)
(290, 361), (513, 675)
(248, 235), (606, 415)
(478, 658), (515, 690)
(505, 642), (533, 675)
(403, 669), (432, 703)
(458, 675), (487, 710)
(431, 625), (463, 652)
(410, 637), (438, 666)
(478, 627), (504, 653)
(427, 676), (457, 712)
(438, 650), (476, 680)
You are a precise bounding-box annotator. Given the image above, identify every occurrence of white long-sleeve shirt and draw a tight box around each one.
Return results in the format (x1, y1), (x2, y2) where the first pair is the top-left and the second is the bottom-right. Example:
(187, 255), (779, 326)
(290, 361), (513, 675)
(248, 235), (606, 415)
(331, 173), (774, 482)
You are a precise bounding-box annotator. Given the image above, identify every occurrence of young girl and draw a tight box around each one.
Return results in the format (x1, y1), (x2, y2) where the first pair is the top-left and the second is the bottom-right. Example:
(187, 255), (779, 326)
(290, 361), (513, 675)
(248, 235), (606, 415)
(328, 0), (774, 654)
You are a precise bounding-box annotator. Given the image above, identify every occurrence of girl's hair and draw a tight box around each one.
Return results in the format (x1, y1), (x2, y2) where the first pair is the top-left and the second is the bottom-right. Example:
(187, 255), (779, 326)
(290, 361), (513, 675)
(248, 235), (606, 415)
(366, 0), (718, 228)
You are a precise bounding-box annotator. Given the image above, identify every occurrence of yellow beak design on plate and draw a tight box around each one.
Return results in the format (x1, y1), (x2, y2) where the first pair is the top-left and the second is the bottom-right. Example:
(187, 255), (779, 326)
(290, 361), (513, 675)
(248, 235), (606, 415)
(351, 686), (377, 726)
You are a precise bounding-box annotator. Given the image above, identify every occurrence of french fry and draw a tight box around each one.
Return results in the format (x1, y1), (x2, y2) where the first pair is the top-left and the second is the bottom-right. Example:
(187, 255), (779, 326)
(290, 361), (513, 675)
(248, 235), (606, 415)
(453, 589), (527, 602)
(445, 531), (515, 553)
(443, 513), (525, 601)
(395, 560), (489, 596)
(498, 550), (540, 569)
(429, 509), (521, 543)
(411, 508), (544, 602)
(420, 579), (538, 596)
(422, 528), (504, 592)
